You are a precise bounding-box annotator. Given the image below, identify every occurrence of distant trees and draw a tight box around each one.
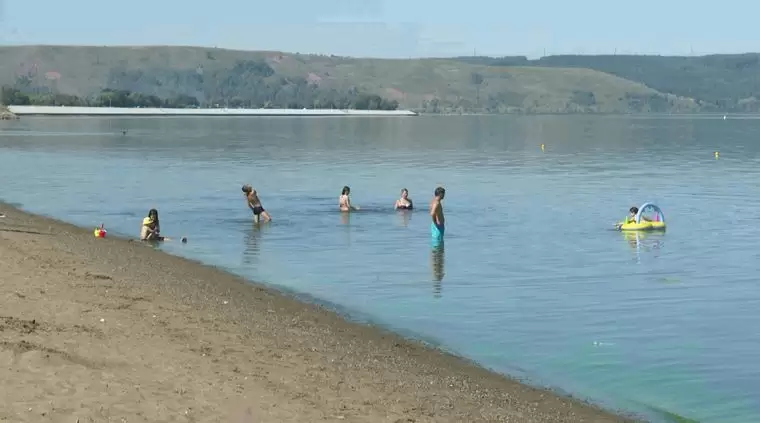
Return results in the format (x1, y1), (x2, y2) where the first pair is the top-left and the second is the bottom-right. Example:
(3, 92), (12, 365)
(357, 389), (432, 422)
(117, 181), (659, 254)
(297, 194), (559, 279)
(0, 84), (398, 111)
(453, 53), (760, 112)
(0, 87), (203, 109)
(96, 59), (399, 110)
(12, 46), (760, 114)
(94, 89), (161, 108)
(1, 58), (400, 110)
(1, 86), (88, 107)
(1, 86), (32, 105)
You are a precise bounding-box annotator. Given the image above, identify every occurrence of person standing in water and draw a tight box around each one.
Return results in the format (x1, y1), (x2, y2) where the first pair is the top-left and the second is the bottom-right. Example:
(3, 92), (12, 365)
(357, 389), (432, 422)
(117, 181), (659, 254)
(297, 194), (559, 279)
(243, 184), (272, 223)
(429, 186), (445, 243)
(339, 186), (359, 212)
(394, 188), (413, 210)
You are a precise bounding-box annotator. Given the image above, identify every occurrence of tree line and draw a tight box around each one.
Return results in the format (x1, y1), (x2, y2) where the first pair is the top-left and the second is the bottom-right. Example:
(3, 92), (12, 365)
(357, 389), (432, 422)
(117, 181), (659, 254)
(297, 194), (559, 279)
(0, 86), (202, 108)
(2, 59), (400, 110)
(103, 59), (399, 110)
(454, 53), (760, 112)
(1, 86), (399, 110)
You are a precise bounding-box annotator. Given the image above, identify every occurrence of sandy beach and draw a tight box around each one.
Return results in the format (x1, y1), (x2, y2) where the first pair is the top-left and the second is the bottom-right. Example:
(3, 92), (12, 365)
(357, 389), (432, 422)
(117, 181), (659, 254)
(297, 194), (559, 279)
(0, 203), (634, 423)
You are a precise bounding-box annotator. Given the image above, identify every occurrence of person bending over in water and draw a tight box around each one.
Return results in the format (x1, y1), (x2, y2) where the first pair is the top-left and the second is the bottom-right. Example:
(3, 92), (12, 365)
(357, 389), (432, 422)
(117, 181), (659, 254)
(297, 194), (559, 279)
(429, 187), (445, 242)
(339, 186), (359, 212)
(140, 208), (164, 241)
(243, 184), (271, 223)
(394, 188), (413, 210)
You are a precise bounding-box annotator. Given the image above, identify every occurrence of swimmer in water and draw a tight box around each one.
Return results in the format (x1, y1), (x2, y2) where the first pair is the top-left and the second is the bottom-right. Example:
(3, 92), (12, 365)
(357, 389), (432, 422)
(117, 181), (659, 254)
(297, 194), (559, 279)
(429, 186), (445, 243)
(242, 184), (272, 223)
(339, 186), (359, 212)
(394, 188), (413, 210)
(140, 208), (164, 241)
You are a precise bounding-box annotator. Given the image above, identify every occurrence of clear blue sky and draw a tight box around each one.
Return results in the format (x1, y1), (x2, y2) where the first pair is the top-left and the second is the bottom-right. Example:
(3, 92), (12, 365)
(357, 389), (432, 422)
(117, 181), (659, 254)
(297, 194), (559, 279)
(1, 0), (758, 58)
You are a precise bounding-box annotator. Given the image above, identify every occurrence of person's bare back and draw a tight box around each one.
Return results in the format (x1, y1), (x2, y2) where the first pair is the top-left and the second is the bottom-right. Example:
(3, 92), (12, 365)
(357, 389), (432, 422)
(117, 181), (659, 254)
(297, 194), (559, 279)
(339, 186), (359, 212)
(242, 184), (271, 223)
(247, 191), (261, 208)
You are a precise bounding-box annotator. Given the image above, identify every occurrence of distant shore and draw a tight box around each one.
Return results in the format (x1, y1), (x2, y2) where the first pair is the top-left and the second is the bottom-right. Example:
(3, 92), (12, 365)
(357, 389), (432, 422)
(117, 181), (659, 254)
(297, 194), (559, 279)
(0, 202), (635, 422)
(6, 105), (418, 117)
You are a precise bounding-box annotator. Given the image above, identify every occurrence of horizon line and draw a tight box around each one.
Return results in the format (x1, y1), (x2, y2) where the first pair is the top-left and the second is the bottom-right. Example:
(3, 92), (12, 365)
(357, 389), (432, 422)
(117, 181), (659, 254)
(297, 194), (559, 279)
(1, 43), (759, 60)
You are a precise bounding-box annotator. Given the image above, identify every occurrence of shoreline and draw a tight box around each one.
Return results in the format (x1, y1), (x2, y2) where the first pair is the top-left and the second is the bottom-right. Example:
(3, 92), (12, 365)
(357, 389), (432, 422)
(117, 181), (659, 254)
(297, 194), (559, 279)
(0, 202), (636, 422)
(4, 106), (747, 119)
(6, 105), (418, 117)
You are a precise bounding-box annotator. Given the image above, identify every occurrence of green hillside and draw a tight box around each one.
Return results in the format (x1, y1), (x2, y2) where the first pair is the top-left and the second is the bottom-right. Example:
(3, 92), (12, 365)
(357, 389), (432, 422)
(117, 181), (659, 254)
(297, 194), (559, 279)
(454, 53), (760, 112)
(0, 45), (703, 113)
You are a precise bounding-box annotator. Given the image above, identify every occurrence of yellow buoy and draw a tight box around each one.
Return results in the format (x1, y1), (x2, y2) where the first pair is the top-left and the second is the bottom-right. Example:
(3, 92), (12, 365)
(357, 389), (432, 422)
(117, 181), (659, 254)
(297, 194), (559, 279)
(540, 143), (545, 152)
(714, 151), (719, 159)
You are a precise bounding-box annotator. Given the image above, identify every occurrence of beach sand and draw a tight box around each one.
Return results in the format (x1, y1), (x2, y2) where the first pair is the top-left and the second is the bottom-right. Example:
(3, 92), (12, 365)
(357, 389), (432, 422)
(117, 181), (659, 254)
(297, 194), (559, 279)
(0, 204), (635, 422)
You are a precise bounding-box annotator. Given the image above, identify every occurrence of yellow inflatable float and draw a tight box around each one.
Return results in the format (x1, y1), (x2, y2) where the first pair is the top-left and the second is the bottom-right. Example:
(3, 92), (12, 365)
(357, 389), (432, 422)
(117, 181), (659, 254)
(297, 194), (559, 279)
(617, 203), (666, 231)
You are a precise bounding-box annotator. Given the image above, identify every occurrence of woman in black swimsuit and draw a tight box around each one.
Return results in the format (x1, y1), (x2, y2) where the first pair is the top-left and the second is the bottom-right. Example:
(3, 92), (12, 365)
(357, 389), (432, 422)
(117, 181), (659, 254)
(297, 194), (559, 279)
(394, 188), (413, 210)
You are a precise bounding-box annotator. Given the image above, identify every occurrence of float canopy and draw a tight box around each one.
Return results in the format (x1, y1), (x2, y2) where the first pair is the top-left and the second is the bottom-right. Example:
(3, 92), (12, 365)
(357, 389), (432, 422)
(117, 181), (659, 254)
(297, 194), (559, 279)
(636, 203), (665, 224)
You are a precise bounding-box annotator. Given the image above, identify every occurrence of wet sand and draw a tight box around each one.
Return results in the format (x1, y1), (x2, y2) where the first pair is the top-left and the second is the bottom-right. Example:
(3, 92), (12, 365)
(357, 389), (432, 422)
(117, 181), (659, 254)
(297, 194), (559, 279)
(0, 204), (636, 422)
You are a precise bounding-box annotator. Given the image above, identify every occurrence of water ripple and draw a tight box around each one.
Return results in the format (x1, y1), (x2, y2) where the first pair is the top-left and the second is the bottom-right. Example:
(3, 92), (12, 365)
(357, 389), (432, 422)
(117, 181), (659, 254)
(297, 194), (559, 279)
(1, 115), (759, 422)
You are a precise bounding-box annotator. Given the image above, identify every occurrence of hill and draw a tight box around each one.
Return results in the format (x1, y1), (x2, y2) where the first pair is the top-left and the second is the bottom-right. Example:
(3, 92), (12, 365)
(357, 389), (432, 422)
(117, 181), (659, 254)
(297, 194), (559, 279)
(454, 54), (760, 112)
(0, 45), (703, 114)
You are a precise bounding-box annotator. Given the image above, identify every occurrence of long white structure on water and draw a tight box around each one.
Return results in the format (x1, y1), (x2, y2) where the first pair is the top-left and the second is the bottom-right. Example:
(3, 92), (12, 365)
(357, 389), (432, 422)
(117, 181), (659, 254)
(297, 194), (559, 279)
(7, 105), (417, 117)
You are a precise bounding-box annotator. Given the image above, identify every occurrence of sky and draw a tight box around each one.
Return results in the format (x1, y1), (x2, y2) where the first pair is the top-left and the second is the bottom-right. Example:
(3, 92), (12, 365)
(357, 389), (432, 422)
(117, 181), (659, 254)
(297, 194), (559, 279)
(1, 0), (759, 58)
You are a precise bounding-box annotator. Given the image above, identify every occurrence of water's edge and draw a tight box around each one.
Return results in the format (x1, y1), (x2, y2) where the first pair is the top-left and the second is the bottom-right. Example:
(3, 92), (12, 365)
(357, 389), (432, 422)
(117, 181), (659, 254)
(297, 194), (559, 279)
(0, 199), (653, 422)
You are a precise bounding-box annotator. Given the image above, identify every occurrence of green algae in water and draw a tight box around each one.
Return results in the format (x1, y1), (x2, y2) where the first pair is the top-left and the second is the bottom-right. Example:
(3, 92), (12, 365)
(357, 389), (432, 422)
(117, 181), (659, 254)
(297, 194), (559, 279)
(641, 403), (701, 423)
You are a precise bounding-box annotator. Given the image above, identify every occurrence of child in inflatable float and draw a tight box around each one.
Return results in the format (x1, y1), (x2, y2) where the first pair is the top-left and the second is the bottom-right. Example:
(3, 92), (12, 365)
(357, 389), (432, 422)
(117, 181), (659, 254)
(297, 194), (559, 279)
(616, 203), (666, 231)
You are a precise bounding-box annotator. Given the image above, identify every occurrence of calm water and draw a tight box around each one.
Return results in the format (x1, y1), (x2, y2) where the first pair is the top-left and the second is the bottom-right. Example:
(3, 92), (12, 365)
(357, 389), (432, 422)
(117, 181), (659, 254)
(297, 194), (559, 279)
(2, 115), (760, 423)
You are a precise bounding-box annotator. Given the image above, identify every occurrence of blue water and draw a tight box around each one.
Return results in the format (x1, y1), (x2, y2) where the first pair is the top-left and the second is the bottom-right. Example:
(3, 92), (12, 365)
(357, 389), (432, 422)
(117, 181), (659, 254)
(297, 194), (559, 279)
(2, 115), (760, 423)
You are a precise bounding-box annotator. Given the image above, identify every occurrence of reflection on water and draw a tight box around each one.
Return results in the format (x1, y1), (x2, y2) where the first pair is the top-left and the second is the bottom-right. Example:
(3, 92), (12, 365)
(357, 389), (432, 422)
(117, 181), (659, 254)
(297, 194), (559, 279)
(397, 209), (413, 227)
(339, 211), (351, 226)
(339, 211), (352, 247)
(243, 222), (265, 266)
(431, 242), (445, 297)
(622, 231), (665, 263)
(3, 116), (760, 423)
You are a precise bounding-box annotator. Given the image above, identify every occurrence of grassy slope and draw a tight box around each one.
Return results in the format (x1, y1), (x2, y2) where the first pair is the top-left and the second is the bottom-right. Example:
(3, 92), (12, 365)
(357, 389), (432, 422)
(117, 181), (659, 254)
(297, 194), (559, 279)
(537, 54), (760, 108)
(0, 45), (699, 113)
(456, 53), (760, 112)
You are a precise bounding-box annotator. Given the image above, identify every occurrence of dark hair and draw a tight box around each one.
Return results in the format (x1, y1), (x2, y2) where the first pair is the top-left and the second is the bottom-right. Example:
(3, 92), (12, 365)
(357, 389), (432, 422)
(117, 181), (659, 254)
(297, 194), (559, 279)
(341, 186), (351, 195)
(148, 208), (159, 225)
(630, 206), (639, 214)
(434, 186), (446, 197)
(401, 188), (408, 194)
(242, 184), (252, 193)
